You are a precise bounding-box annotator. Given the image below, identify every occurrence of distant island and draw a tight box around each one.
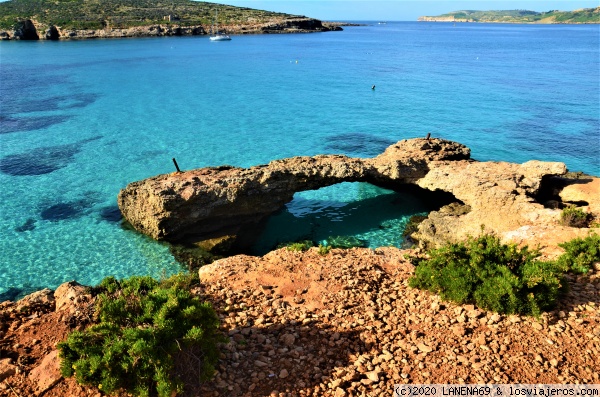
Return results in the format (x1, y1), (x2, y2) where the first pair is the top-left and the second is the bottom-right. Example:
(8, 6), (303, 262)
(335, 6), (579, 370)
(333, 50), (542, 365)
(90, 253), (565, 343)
(0, 0), (344, 40)
(418, 7), (600, 24)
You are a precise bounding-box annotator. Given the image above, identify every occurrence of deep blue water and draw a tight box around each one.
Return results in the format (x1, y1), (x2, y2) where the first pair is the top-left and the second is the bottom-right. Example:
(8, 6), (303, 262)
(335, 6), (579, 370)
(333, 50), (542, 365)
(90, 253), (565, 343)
(1, 22), (599, 298)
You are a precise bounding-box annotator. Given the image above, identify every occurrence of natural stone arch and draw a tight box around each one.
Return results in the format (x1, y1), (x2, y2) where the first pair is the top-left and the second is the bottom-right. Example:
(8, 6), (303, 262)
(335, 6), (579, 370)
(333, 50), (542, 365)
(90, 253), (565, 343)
(118, 139), (469, 243)
(118, 138), (583, 254)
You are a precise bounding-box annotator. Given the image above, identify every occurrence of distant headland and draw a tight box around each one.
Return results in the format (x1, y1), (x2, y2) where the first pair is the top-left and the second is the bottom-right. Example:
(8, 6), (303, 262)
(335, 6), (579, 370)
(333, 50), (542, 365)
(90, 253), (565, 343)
(0, 0), (347, 40)
(418, 7), (600, 24)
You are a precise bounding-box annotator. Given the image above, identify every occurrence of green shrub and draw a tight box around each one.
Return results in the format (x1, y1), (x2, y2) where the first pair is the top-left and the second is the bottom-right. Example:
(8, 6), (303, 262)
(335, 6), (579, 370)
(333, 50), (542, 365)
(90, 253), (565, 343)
(560, 205), (590, 228)
(557, 234), (600, 274)
(58, 274), (223, 397)
(279, 240), (314, 252)
(318, 244), (331, 256)
(408, 235), (565, 316)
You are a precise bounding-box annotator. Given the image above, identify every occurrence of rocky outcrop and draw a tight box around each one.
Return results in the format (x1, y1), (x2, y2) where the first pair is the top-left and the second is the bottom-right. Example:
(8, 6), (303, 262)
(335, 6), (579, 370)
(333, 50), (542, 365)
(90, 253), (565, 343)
(118, 139), (469, 243)
(0, 17), (336, 40)
(118, 138), (598, 255)
(11, 20), (39, 40)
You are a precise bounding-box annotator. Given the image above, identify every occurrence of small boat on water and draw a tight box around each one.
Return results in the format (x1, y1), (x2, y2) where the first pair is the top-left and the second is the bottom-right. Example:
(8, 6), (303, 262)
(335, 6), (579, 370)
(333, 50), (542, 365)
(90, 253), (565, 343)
(210, 33), (231, 41)
(209, 11), (231, 41)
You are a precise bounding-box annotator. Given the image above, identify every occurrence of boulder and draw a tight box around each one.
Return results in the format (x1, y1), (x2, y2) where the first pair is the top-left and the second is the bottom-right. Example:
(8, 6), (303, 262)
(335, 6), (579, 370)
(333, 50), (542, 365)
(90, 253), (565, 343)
(28, 350), (62, 394)
(16, 288), (54, 311)
(54, 281), (91, 314)
(0, 358), (17, 382)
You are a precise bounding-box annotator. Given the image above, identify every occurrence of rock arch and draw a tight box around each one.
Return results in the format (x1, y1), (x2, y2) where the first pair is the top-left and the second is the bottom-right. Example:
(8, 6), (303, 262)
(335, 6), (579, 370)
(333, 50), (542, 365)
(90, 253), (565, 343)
(118, 138), (580, 252)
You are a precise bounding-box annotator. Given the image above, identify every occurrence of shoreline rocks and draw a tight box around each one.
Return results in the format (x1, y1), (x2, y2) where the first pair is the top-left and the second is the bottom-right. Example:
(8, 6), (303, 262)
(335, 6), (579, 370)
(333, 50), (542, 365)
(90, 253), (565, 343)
(0, 17), (339, 41)
(118, 137), (598, 258)
(2, 247), (598, 396)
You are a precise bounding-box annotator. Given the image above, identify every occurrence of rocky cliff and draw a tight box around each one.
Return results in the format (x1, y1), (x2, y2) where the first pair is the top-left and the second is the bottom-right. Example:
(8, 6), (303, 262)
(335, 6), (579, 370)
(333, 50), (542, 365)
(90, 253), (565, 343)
(0, 17), (335, 40)
(118, 138), (599, 257)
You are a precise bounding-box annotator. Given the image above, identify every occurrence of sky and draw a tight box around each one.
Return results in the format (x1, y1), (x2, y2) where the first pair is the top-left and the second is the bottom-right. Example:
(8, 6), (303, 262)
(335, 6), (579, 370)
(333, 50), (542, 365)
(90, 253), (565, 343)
(212, 0), (600, 21)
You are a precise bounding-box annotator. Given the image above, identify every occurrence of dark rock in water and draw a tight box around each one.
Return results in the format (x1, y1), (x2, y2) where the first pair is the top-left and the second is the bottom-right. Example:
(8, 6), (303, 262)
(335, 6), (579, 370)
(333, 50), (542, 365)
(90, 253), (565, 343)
(3, 93), (99, 115)
(325, 235), (367, 249)
(402, 215), (428, 238)
(41, 203), (84, 221)
(401, 214), (428, 248)
(99, 206), (123, 222)
(15, 218), (36, 232)
(40, 194), (98, 222)
(0, 115), (71, 134)
(0, 284), (45, 302)
(0, 136), (101, 176)
(0, 287), (23, 302)
(325, 132), (396, 157)
(170, 244), (217, 271)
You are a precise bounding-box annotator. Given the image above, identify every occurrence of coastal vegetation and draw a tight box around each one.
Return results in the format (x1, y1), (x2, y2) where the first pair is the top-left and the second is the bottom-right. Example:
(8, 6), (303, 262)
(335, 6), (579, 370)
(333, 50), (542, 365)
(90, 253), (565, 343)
(409, 233), (600, 317)
(58, 273), (223, 397)
(408, 234), (564, 317)
(560, 205), (592, 228)
(0, 0), (301, 30)
(419, 7), (600, 23)
(557, 234), (600, 274)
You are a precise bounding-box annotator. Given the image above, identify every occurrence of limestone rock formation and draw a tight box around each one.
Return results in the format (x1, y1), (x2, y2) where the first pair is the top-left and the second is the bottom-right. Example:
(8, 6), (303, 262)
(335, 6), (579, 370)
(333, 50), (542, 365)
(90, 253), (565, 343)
(118, 138), (598, 255)
(12, 20), (39, 40)
(0, 17), (335, 40)
(118, 139), (468, 243)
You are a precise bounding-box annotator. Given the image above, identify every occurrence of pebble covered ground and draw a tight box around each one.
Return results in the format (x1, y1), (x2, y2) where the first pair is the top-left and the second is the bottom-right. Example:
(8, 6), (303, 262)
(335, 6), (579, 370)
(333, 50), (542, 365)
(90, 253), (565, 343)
(1, 247), (599, 397)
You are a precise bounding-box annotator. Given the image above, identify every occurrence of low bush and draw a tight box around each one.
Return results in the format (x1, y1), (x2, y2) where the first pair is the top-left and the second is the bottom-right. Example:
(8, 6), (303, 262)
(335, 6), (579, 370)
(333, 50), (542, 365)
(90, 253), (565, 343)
(279, 240), (314, 252)
(560, 205), (590, 228)
(557, 233), (600, 274)
(58, 274), (222, 397)
(318, 244), (331, 256)
(408, 235), (566, 316)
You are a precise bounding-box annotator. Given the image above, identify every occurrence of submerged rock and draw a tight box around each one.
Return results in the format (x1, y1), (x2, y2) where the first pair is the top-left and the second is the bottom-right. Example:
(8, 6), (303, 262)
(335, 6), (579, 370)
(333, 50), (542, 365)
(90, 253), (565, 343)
(325, 235), (367, 249)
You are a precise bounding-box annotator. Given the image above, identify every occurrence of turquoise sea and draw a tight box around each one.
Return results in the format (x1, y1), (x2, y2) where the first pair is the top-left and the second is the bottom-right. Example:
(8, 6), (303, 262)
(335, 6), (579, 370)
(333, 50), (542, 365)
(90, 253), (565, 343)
(1, 22), (599, 299)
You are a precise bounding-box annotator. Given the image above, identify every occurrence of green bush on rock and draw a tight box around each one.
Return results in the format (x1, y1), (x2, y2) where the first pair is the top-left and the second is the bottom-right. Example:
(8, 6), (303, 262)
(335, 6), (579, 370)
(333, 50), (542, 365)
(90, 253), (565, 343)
(58, 274), (222, 397)
(557, 233), (600, 274)
(408, 235), (566, 316)
(279, 240), (314, 252)
(560, 205), (590, 228)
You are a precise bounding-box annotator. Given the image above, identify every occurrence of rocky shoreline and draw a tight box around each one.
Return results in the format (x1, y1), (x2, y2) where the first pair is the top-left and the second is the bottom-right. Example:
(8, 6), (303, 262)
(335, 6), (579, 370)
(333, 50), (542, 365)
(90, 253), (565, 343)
(1, 138), (599, 395)
(118, 138), (599, 259)
(0, 18), (347, 40)
(1, 247), (599, 396)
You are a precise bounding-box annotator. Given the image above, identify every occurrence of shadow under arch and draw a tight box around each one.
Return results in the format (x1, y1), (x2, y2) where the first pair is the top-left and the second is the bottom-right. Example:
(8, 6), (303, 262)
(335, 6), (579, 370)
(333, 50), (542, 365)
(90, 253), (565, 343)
(249, 181), (459, 255)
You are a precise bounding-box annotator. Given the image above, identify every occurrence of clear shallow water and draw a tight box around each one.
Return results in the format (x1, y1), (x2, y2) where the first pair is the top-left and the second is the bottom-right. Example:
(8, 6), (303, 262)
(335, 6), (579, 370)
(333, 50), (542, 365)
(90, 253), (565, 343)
(1, 22), (598, 298)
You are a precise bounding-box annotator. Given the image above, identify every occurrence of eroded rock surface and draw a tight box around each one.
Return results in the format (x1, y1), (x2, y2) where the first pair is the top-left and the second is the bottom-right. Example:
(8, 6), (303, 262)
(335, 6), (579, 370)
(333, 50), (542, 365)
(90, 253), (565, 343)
(118, 138), (598, 256)
(0, 17), (335, 40)
(118, 139), (469, 244)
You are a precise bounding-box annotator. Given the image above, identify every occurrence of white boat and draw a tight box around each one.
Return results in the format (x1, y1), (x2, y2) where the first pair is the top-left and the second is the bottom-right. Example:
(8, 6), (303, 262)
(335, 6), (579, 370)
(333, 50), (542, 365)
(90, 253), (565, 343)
(209, 11), (231, 41)
(210, 33), (231, 41)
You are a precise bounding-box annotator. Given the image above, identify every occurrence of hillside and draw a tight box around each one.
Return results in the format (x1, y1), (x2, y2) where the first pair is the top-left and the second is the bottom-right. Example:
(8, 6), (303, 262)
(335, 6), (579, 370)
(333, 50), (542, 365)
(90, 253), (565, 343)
(418, 7), (600, 23)
(0, 0), (302, 30)
(0, 0), (338, 39)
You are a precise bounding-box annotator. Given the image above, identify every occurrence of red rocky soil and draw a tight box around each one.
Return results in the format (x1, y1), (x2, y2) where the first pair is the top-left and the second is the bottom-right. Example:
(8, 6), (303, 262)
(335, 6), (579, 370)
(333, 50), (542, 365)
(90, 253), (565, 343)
(1, 247), (599, 397)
